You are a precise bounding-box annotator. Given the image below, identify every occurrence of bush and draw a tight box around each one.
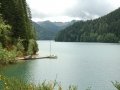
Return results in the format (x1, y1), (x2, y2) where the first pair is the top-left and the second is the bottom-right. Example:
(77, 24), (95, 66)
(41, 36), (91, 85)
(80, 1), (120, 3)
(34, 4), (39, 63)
(0, 44), (17, 65)
(27, 39), (38, 55)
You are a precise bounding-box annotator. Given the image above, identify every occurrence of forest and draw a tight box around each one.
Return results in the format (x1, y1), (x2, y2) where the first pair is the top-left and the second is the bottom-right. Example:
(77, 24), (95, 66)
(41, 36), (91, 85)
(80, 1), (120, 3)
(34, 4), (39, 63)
(0, 0), (38, 65)
(55, 8), (120, 43)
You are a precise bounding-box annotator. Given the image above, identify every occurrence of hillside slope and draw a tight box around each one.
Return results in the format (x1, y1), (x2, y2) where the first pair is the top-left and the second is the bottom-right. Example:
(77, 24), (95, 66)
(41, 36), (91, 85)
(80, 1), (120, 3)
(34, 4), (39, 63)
(33, 22), (56, 40)
(34, 21), (76, 40)
(55, 8), (120, 43)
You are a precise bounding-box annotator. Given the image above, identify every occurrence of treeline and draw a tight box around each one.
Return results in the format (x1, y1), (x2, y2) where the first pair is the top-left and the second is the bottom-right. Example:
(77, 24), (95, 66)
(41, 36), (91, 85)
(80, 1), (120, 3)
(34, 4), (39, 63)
(55, 8), (120, 43)
(0, 0), (38, 64)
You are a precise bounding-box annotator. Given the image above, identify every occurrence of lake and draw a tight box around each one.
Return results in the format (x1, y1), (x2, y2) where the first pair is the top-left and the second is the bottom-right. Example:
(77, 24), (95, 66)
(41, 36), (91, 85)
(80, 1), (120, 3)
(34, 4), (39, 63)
(1, 41), (120, 90)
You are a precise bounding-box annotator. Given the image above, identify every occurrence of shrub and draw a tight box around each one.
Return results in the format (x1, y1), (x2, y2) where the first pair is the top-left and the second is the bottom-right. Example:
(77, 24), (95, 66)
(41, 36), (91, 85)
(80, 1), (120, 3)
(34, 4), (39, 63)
(112, 81), (120, 90)
(0, 75), (77, 90)
(0, 44), (17, 65)
(27, 39), (38, 55)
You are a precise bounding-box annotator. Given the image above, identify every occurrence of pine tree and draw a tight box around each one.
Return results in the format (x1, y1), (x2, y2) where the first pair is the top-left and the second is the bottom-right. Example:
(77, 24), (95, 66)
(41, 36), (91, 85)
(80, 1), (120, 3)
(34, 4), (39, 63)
(0, 0), (38, 55)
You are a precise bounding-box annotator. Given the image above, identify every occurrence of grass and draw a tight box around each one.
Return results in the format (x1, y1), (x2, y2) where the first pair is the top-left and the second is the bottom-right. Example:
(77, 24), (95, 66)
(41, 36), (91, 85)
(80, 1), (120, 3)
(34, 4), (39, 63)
(1, 75), (120, 90)
(0, 75), (77, 90)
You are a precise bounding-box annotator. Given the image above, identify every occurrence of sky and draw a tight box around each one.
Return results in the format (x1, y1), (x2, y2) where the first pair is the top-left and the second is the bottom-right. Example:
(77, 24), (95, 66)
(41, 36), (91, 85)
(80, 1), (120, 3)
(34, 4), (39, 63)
(26, 0), (120, 22)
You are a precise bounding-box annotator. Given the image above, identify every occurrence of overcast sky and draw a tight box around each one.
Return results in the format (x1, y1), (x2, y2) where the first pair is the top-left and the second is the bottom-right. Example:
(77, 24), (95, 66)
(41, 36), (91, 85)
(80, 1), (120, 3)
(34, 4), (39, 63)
(26, 0), (120, 22)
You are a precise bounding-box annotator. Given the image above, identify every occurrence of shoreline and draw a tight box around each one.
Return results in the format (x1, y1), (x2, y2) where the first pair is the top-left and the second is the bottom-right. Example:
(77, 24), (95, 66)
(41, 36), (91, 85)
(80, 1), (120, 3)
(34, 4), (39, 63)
(16, 54), (57, 60)
(0, 54), (57, 66)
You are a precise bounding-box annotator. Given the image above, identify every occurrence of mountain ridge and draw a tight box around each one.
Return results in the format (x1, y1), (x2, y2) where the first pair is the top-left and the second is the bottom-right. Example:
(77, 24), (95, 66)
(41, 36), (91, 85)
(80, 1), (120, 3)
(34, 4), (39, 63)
(34, 20), (77, 40)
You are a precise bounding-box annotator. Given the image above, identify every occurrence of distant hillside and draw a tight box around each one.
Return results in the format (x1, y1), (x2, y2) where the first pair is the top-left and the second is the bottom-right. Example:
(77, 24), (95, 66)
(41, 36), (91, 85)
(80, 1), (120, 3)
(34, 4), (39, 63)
(37, 21), (61, 32)
(55, 8), (120, 43)
(53, 20), (77, 30)
(34, 20), (76, 40)
(33, 22), (56, 40)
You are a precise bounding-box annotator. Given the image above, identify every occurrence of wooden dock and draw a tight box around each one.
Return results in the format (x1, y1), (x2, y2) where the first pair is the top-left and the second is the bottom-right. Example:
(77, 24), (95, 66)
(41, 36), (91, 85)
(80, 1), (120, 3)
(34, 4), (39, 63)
(17, 55), (57, 60)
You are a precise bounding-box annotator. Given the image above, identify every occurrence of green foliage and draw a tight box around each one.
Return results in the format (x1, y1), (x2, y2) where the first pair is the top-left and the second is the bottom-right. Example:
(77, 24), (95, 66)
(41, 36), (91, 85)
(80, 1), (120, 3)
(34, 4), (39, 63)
(0, 16), (17, 65)
(0, 16), (11, 47)
(103, 33), (119, 42)
(0, 75), (120, 90)
(0, 44), (17, 65)
(112, 81), (120, 90)
(0, 0), (38, 62)
(0, 75), (77, 90)
(55, 8), (120, 43)
(27, 39), (38, 55)
(69, 85), (78, 90)
(16, 38), (24, 57)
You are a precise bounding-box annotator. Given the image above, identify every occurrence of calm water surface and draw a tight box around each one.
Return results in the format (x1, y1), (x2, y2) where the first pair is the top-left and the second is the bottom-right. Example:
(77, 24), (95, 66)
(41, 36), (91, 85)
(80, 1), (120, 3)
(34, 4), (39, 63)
(1, 41), (120, 90)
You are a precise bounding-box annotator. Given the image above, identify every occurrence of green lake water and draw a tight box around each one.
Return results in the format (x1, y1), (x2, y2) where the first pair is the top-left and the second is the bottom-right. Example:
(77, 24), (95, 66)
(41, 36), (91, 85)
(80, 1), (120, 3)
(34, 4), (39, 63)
(1, 41), (120, 90)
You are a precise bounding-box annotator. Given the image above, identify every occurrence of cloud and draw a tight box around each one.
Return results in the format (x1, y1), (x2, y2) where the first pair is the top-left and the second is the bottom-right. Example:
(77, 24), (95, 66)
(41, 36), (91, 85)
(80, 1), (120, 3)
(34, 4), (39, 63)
(65, 0), (120, 20)
(27, 0), (120, 22)
(31, 9), (48, 18)
(32, 16), (81, 22)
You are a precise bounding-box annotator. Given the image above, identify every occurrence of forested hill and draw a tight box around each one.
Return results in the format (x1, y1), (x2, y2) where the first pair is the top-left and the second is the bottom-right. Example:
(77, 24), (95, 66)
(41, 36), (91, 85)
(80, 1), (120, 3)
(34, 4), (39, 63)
(34, 21), (61, 40)
(33, 21), (57, 40)
(55, 8), (120, 43)
(0, 0), (38, 59)
(34, 20), (76, 40)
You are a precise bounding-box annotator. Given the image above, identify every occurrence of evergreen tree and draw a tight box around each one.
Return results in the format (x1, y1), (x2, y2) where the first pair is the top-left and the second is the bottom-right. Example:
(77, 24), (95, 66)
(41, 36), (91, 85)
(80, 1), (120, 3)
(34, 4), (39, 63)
(0, 0), (38, 55)
(55, 8), (120, 43)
